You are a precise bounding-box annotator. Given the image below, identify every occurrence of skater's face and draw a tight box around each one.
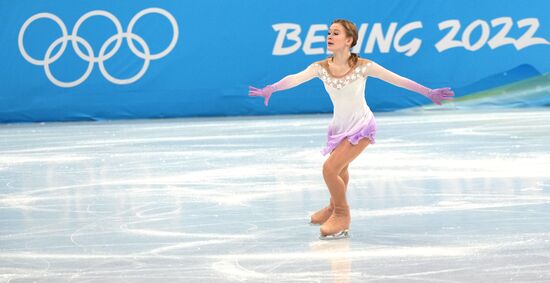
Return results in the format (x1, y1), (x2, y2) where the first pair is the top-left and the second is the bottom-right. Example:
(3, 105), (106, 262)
(327, 23), (353, 52)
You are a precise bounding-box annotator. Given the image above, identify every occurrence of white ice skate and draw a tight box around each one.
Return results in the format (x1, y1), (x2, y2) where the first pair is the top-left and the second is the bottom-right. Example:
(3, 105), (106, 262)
(319, 204), (350, 240)
(319, 229), (350, 240)
(309, 205), (334, 226)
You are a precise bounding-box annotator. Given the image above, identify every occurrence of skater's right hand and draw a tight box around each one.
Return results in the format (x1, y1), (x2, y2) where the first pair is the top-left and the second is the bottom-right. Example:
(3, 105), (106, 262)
(248, 85), (275, 107)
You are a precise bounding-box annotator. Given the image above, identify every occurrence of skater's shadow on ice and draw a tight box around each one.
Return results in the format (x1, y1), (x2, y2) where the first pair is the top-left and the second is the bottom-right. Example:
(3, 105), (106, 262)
(310, 239), (351, 282)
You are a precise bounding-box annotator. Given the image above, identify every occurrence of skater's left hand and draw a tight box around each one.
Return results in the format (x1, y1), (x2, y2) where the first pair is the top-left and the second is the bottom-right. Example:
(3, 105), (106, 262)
(425, 87), (455, 105)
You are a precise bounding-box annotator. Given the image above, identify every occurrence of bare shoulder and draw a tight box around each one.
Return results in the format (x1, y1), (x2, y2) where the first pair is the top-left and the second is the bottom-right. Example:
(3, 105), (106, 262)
(357, 58), (374, 66)
(312, 58), (330, 68)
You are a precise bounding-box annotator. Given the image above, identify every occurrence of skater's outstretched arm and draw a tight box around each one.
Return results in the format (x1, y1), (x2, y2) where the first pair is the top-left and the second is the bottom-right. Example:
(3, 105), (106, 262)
(249, 64), (318, 106)
(364, 61), (454, 105)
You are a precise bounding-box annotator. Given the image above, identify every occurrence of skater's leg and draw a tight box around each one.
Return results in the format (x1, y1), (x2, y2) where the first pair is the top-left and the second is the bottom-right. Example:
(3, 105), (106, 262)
(323, 139), (368, 208)
(320, 138), (370, 238)
(310, 164), (349, 225)
(340, 164), (349, 188)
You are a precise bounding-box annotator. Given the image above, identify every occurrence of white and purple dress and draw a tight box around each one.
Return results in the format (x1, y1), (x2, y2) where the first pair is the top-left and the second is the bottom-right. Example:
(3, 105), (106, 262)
(314, 59), (377, 155)
(270, 58), (432, 156)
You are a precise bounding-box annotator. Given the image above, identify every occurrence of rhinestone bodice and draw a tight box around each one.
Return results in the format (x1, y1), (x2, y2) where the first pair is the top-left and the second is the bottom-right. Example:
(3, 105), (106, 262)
(315, 61), (372, 89)
(308, 59), (375, 136)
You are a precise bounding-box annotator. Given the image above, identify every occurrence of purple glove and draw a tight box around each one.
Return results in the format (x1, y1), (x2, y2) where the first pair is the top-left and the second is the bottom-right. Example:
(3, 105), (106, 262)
(248, 85), (276, 107)
(424, 87), (455, 105)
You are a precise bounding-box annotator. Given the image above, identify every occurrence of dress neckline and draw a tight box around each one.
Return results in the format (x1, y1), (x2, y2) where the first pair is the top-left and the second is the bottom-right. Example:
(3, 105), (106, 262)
(323, 59), (359, 79)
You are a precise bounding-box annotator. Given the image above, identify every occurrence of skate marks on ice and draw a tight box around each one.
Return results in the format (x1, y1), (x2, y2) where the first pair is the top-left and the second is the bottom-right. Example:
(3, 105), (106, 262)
(1, 109), (550, 281)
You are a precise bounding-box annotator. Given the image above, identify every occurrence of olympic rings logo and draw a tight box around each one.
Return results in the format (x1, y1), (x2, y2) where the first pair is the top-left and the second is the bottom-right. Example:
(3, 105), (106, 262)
(18, 8), (178, 88)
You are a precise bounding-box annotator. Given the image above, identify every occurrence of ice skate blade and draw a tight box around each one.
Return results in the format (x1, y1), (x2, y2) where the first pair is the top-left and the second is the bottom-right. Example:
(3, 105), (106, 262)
(319, 230), (349, 240)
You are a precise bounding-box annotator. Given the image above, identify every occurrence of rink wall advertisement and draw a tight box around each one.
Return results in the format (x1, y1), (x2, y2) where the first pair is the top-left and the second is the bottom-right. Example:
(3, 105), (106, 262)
(0, 0), (549, 122)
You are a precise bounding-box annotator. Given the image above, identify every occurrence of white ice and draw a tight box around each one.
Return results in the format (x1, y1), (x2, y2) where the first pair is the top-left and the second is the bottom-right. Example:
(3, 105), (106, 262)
(1, 108), (550, 282)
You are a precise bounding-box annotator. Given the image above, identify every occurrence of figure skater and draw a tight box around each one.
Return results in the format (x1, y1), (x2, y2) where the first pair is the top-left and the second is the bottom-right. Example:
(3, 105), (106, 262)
(249, 19), (454, 240)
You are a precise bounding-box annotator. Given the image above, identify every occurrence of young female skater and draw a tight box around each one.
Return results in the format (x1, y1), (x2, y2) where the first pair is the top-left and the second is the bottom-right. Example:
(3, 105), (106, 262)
(249, 19), (454, 240)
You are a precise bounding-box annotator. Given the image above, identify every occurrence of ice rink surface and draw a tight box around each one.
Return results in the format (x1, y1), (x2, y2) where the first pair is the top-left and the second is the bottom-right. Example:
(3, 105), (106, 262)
(1, 108), (549, 282)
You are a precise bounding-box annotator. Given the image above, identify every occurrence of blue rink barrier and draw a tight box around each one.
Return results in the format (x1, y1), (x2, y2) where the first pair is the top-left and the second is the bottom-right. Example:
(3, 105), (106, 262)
(0, 0), (549, 122)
